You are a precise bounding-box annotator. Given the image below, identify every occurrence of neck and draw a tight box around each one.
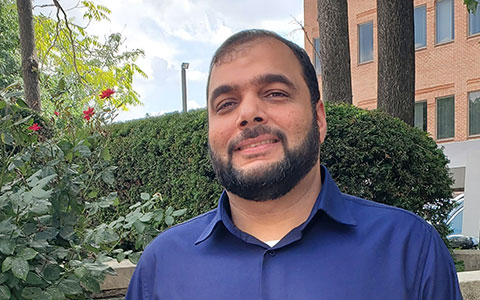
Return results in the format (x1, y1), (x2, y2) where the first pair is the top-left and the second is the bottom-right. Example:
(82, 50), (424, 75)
(227, 162), (322, 242)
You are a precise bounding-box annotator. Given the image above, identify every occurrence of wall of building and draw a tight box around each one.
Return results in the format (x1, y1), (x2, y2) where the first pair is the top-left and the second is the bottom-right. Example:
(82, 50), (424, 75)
(304, 0), (480, 143)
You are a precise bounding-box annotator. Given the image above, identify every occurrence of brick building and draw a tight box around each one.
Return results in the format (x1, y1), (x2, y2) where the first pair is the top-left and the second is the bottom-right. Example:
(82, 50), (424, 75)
(304, 0), (480, 237)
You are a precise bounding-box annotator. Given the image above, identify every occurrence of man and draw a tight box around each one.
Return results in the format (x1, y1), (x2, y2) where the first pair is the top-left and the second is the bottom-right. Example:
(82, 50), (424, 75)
(126, 29), (462, 299)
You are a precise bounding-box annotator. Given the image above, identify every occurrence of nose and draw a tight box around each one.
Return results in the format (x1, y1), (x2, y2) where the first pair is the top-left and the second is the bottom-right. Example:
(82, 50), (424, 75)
(236, 93), (267, 129)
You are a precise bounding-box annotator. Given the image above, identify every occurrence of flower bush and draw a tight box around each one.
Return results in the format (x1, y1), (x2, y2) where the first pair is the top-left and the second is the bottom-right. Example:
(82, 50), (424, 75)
(0, 84), (185, 299)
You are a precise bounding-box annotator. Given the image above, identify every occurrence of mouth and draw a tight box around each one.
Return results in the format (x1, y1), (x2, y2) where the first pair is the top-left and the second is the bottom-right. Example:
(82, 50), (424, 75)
(234, 137), (280, 152)
(235, 139), (279, 151)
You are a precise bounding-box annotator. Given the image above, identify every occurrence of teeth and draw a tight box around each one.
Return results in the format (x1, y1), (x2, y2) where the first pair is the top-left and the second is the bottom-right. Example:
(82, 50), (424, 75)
(239, 139), (277, 150)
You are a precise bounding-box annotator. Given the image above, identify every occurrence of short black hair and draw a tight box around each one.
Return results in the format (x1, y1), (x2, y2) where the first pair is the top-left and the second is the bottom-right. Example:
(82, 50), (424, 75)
(206, 29), (320, 108)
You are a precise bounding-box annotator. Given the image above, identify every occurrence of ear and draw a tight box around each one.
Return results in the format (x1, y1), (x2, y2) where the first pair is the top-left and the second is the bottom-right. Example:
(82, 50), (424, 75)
(315, 100), (327, 144)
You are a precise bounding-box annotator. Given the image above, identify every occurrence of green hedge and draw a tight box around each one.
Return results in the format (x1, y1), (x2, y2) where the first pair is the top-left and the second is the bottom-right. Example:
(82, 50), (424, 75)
(104, 104), (454, 240)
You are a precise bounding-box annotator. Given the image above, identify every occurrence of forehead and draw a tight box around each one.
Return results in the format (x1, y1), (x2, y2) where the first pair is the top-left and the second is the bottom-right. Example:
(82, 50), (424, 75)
(208, 38), (304, 98)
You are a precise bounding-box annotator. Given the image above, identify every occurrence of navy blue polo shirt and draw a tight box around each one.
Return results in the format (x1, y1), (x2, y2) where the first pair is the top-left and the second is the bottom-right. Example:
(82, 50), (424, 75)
(126, 166), (462, 300)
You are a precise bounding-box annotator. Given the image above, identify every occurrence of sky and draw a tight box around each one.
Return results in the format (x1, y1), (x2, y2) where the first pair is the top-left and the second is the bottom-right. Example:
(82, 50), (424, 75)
(35, 0), (305, 121)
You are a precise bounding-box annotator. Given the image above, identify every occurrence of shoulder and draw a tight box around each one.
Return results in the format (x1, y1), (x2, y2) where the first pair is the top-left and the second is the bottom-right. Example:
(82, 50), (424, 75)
(341, 193), (435, 237)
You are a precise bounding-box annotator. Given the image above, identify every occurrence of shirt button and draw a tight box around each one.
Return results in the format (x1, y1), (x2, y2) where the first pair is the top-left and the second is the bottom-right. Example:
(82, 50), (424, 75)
(267, 250), (276, 257)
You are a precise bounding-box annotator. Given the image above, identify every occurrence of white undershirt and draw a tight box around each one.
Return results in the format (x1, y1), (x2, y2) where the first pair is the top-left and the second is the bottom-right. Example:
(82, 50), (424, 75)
(264, 240), (280, 247)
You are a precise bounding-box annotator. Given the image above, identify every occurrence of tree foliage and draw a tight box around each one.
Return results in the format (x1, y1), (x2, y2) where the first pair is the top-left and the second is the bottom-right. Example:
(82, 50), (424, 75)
(0, 0), (21, 89)
(34, 1), (146, 115)
(464, 0), (479, 13)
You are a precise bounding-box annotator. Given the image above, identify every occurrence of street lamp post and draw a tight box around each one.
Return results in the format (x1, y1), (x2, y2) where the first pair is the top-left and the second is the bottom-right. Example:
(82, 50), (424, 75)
(181, 62), (189, 112)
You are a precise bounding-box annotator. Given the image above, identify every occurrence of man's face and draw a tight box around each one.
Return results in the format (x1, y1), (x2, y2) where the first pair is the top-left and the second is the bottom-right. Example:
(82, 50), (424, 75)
(207, 37), (326, 201)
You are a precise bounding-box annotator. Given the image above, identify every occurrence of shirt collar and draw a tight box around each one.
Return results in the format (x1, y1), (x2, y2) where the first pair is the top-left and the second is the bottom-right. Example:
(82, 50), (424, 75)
(195, 165), (357, 245)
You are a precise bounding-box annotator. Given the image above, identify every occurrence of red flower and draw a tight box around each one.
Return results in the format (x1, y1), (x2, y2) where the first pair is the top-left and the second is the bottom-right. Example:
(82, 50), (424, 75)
(83, 107), (94, 121)
(28, 123), (41, 131)
(100, 88), (115, 99)
(54, 111), (59, 116)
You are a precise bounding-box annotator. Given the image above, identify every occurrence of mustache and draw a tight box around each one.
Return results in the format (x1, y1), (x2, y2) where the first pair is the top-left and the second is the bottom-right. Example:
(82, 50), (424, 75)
(227, 125), (287, 156)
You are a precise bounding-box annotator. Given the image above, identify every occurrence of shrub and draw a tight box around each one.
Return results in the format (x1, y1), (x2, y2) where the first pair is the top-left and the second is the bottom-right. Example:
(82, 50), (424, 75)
(104, 104), (454, 243)
(1, 85), (188, 298)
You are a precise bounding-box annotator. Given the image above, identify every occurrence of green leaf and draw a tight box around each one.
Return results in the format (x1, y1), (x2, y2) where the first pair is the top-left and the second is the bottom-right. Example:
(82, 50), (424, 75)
(19, 248), (37, 260)
(102, 148), (111, 161)
(101, 170), (114, 185)
(165, 206), (174, 216)
(0, 285), (11, 300)
(0, 273), (8, 285)
(133, 220), (145, 233)
(30, 199), (51, 215)
(11, 258), (29, 280)
(16, 99), (28, 108)
(31, 187), (52, 199)
(45, 287), (64, 300)
(165, 215), (174, 226)
(25, 272), (44, 286)
(172, 208), (187, 217)
(21, 287), (43, 299)
(87, 190), (98, 199)
(74, 145), (91, 157)
(80, 275), (100, 293)
(1, 132), (14, 146)
(73, 266), (86, 279)
(13, 115), (32, 126)
(43, 264), (61, 281)
(116, 251), (126, 263)
(140, 193), (150, 200)
(0, 240), (15, 255)
(59, 226), (74, 240)
(1, 257), (13, 272)
(139, 212), (153, 222)
(58, 279), (82, 295)
(30, 174), (56, 190)
(128, 252), (142, 265)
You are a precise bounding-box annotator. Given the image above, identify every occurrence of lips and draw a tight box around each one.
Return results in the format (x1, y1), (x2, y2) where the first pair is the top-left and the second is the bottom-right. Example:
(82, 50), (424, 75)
(234, 136), (280, 152)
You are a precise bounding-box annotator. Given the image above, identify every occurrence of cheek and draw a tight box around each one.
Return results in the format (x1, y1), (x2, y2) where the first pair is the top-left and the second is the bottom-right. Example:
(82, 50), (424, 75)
(208, 128), (229, 155)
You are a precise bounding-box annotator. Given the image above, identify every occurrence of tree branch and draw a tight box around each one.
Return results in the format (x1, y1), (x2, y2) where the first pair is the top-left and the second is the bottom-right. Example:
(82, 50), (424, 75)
(52, 0), (87, 86)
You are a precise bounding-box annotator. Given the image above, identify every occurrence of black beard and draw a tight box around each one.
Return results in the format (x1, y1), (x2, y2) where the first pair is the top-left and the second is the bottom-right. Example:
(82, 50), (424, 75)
(208, 120), (320, 201)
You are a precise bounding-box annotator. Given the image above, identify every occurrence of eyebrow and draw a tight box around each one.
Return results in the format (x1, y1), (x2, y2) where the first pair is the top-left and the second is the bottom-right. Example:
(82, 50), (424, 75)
(252, 73), (297, 91)
(209, 85), (238, 109)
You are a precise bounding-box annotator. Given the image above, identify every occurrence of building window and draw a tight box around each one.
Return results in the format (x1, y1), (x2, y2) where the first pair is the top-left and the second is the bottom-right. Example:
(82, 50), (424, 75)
(436, 0), (454, 44)
(358, 21), (373, 63)
(469, 9), (480, 36)
(415, 5), (427, 48)
(415, 101), (427, 131)
(313, 38), (321, 74)
(469, 91), (480, 136)
(437, 96), (455, 139)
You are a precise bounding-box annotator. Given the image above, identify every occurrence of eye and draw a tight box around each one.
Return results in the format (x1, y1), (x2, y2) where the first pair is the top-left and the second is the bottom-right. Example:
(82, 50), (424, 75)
(265, 90), (289, 99)
(216, 100), (237, 113)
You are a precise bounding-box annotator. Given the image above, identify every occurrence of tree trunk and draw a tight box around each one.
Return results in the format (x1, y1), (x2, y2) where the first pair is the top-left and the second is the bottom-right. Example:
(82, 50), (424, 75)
(317, 0), (352, 104)
(377, 0), (415, 126)
(16, 0), (40, 111)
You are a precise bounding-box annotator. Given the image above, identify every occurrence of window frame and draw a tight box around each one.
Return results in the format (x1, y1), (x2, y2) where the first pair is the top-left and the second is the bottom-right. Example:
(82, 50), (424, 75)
(435, 0), (455, 45)
(468, 8), (480, 36)
(313, 38), (321, 74)
(358, 21), (374, 64)
(414, 5), (427, 49)
(436, 95), (455, 140)
(468, 90), (480, 137)
(414, 100), (428, 131)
